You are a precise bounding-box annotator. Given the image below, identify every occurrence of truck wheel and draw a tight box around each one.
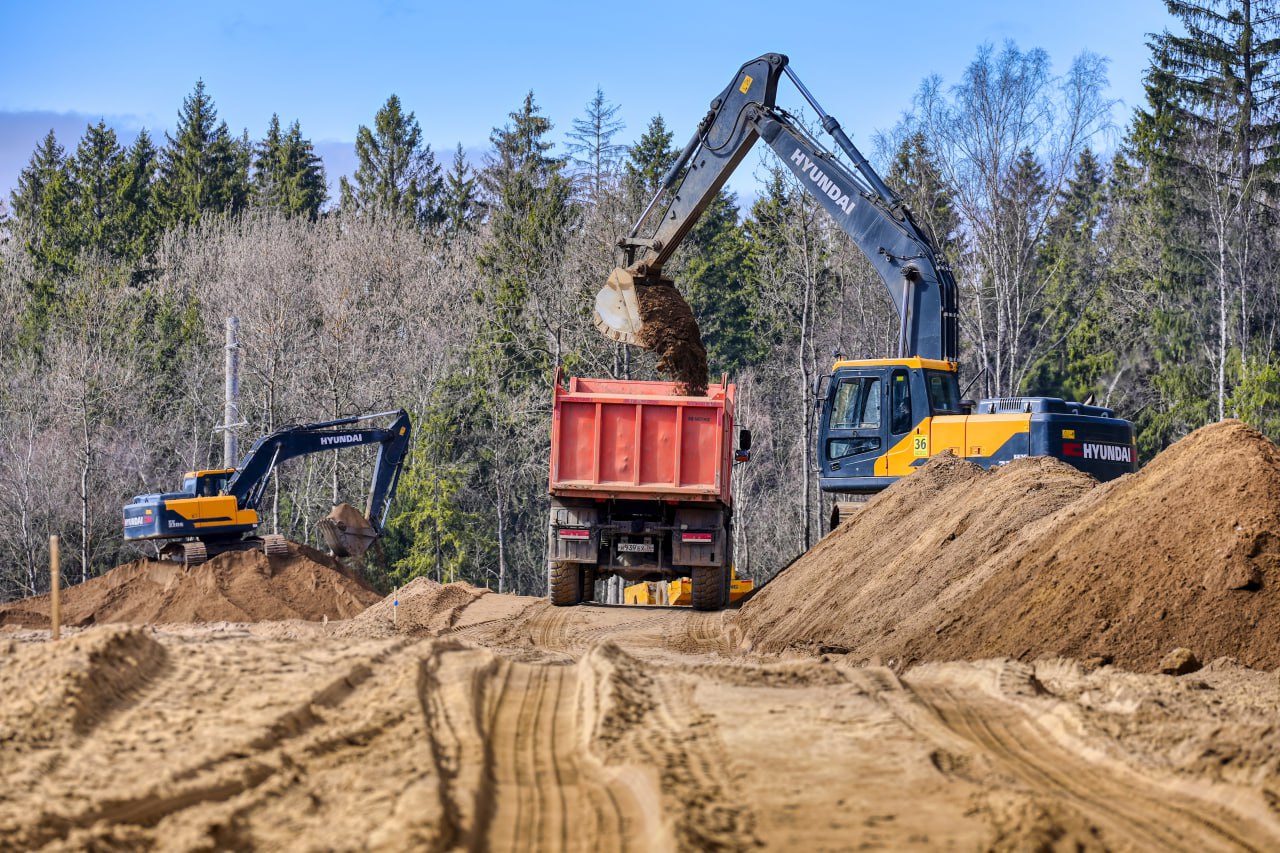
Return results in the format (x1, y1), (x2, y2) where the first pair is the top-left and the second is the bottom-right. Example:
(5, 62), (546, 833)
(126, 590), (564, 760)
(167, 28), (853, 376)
(691, 565), (727, 611)
(548, 561), (582, 606)
(580, 566), (596, 602)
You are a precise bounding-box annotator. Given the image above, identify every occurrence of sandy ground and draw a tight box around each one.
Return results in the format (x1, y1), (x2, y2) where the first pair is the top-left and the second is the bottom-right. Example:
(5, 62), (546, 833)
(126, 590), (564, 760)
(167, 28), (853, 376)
(4, 420), (1280, 850)
(2, 589), (1278, 852)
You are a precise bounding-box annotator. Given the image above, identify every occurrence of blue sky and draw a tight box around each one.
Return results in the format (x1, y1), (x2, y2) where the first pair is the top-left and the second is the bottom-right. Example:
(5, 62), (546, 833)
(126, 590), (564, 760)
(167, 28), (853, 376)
(1, 0), (1171, 209)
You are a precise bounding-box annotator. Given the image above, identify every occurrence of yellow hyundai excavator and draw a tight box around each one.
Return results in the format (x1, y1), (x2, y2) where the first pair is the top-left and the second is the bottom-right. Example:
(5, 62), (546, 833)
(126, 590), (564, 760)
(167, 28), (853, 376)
(594, 53), (1136, 528)
(123, 410), (410, 563)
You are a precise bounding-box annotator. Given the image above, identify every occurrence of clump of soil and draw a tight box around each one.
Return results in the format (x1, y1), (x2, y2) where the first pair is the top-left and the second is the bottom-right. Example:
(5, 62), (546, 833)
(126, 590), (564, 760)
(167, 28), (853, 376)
(737, 421), (1280, 672)
(0, 542), (379, 627)
(637, 281), (708, 396)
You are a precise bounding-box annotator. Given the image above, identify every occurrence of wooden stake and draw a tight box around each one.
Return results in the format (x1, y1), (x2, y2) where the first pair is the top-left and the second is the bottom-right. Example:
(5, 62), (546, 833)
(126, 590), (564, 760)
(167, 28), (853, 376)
(50, 535), (61, 641)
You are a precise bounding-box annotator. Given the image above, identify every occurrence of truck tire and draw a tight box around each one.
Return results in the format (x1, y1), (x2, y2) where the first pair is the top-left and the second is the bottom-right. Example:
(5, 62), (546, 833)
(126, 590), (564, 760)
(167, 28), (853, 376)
(691, 565), (727, 611)
(548, 561), (582, 606)
(580, 566), (596, 602)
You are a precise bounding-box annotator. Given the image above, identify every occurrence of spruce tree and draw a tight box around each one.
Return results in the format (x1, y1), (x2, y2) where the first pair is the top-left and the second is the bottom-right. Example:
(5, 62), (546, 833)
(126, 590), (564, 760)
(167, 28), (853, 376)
(339, 95), (442, 227)
(566, 87), (625, 199)
(68, 120), (126, 256)
(253, 114), (327, 220)
(155, 81), (251, 226)
(118, 130), (159, 263)
(441, 143), (481, 234)
(625, 115), (676, 198)
(10, 129), (76, 277)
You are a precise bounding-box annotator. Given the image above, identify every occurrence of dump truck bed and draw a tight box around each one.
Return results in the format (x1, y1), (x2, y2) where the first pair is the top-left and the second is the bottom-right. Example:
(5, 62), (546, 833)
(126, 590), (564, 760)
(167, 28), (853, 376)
(549, 375), (736, 504)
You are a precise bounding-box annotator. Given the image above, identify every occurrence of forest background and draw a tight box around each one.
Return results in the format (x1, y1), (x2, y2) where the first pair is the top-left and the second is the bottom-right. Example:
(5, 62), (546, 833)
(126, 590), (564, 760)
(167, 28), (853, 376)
(3, 1), (1279, 599)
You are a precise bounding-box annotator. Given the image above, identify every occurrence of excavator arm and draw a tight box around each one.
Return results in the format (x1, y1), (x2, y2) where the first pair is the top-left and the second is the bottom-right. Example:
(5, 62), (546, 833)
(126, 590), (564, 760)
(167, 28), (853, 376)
(596, 53), (959, 363)
(228, 409), (411, 529)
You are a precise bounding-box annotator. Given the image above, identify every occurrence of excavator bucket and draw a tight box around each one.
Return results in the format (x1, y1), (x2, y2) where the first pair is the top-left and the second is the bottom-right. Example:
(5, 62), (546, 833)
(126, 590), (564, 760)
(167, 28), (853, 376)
(593, 267), (645, 345)
(318, 502), (378, 558)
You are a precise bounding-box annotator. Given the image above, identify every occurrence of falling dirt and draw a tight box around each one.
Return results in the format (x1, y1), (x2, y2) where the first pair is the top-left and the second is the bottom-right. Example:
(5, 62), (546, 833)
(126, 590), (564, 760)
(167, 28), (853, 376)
(636, 281), (708, 397)
(4, 421), (1280, 849)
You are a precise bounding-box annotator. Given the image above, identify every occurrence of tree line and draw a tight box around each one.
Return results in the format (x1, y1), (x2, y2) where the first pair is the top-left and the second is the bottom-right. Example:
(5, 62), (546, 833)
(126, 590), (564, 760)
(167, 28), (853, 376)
(2, 0), (1277, 601)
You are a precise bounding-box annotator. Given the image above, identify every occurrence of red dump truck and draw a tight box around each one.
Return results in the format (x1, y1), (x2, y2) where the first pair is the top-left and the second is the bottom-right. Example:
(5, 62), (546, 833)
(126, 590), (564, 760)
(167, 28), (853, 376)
(546, 371), (749, 610)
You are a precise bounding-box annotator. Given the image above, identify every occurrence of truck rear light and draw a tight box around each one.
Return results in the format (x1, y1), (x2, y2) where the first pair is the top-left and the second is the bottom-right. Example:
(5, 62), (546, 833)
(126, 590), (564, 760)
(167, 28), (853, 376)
(558, 528), (590, 540)
(681, 532), (713, 544)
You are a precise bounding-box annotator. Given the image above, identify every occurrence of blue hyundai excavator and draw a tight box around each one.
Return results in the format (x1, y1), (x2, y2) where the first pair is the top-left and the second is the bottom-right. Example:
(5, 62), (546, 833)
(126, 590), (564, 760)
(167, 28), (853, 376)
(123, 409), (411, 564)
(593, 53), (1136, 528)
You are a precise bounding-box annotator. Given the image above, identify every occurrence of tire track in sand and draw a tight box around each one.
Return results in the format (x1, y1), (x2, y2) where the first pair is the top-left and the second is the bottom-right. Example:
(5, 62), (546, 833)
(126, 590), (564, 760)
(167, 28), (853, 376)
(901, 665), (1280, 852)
(420, 641), (660, 852)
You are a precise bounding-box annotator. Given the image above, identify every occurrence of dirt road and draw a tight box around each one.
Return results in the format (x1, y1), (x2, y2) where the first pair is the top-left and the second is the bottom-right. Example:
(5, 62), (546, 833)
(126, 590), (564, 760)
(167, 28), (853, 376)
(3, 589), (1278, 851)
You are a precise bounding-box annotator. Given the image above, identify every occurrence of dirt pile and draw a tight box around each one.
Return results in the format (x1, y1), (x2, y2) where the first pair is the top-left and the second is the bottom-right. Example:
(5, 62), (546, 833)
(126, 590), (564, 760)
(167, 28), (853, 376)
(735, 453), (1096, 662)
(0, 543), (379, 627)
(933, 419), (1280, 670)
(333, 577), (490, 638)
(737, 420), (1280, 671)
(637, 281), (708, 396)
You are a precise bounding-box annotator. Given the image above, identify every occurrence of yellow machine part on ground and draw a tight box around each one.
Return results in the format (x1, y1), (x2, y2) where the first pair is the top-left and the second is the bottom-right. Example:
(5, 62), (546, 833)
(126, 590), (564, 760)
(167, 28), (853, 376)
(624, 570), (754, 606)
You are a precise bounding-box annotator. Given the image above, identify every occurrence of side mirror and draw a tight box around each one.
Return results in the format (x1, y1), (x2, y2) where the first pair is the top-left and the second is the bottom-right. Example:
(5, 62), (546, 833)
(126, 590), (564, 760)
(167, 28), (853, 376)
(738, 428), (752, 452)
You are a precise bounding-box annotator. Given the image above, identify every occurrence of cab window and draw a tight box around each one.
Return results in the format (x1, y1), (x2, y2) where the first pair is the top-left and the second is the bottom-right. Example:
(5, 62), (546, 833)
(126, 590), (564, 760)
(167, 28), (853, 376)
(890, 370), (912, 435)
(828, 377), (881, 430)
(925, 370), (962, 414)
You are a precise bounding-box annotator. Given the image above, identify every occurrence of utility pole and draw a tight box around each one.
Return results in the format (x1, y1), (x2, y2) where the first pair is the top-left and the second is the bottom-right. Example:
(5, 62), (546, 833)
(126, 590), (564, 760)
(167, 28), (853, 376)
(223, 317), (240, 468)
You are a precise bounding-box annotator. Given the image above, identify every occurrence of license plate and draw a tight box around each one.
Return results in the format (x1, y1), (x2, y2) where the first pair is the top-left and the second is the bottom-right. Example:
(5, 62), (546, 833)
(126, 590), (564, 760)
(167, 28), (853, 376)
(617, 542), (654, 553)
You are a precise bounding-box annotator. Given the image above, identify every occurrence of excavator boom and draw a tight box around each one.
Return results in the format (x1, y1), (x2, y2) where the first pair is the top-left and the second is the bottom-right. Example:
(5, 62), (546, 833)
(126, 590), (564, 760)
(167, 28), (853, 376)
(596, 53), (958, 362)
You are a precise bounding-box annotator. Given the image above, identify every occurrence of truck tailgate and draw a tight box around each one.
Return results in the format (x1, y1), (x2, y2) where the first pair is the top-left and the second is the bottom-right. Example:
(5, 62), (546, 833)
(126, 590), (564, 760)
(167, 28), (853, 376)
(550, 376), (735, 502)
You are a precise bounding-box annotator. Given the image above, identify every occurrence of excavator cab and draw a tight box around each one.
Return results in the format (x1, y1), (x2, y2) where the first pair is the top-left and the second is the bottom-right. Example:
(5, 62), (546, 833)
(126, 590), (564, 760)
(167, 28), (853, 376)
(184, 469), (234, 497)
(819, 359), (957, 494)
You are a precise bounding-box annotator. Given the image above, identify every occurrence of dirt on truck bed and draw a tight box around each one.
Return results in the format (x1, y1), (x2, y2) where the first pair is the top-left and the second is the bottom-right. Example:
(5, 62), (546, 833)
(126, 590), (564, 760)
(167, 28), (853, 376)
(3, 420), (1280, 850)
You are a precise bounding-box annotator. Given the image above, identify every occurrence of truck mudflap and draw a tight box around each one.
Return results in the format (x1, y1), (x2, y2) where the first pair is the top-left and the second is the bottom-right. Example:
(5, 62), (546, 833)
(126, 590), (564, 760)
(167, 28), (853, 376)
(548, 501), (599, 564)
(672, 507), (727, 567)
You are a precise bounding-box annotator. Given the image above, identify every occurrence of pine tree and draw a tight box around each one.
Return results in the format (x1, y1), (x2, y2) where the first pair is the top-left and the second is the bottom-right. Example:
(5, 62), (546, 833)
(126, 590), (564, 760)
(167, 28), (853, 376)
(566, 87), (625, 200)
(155, 81), (251, 226)
(339, 95), (442, 227)
(253, 115), (327, 220)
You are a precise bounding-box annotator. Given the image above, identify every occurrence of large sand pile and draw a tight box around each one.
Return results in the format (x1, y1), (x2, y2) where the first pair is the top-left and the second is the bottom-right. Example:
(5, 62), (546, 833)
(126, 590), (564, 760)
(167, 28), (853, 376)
(737, 420), (1280, 671)
(0, 543), (379, 627)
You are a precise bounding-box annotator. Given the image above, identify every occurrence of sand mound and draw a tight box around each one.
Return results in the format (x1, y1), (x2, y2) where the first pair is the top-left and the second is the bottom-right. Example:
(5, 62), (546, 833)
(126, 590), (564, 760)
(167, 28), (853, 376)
(932, 420), (1280, 670)
(735, 453), (1096, 661)
(0, 543), (379, 627)
(334, 577), (490, 638)
(737, 420), (1280, 671)
(637, 282), (707, 396)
